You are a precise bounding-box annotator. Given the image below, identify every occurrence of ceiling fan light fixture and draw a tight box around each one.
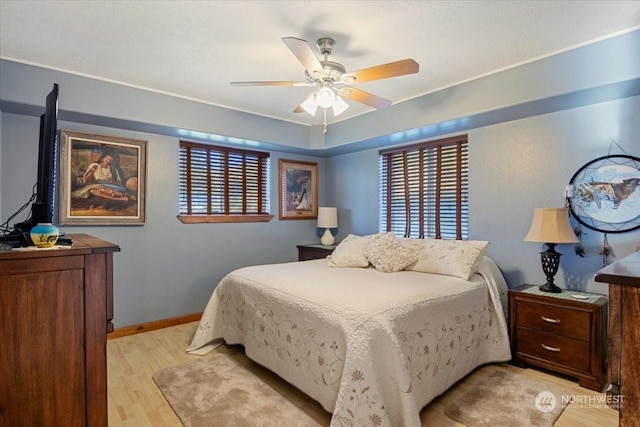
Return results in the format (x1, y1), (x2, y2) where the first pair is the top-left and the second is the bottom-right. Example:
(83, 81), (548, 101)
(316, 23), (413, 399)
(332, 95), (349, 116)
(300, 93), (319, 115)
(316, 85), (336, 108)
(233, 37), (420, 119)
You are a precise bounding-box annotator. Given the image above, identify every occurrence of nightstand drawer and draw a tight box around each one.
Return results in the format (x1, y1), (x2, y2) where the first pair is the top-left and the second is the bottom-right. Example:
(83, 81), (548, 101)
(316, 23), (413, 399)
(517, 327), (591, 372)
(303, 249), (331, 260)
(297, 244), (334, 261)
(516, 299), (590, 341)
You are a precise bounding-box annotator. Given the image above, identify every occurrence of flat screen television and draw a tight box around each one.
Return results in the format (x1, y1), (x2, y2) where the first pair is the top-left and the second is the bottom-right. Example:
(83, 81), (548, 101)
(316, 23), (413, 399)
(2, 84), (60, 245)
(31, 83), (59, 226)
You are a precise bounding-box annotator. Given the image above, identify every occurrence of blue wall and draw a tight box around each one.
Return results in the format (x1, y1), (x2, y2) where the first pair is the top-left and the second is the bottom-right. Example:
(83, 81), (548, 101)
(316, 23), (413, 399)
(327, 96), (640, 293)
(1, 112), (326, 326)
(1, 30), (639, 327)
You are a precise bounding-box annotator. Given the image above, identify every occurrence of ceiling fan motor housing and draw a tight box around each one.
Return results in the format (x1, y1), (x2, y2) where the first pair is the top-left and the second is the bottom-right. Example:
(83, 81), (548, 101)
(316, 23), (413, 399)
(316, 37), (335, 55)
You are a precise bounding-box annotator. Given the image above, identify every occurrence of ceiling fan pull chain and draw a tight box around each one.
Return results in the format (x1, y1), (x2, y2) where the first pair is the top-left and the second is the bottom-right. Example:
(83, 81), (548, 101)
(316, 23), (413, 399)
(323, 108), (328, 134)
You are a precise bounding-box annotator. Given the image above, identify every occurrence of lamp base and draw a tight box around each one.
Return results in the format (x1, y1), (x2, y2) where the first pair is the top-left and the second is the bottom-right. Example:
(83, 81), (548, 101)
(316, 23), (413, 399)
(538, 243), (563, 293)
(539, 283), (562, 293)
(320, 228), (335, 246)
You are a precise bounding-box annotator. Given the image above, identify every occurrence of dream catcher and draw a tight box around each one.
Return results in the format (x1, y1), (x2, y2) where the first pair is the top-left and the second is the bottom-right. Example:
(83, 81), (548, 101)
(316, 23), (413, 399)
(565, 141), (640, 266)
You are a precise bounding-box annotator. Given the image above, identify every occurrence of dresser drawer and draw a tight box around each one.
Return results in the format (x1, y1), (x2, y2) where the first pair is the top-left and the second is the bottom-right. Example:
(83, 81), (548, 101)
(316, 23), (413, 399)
(516, 299), (591, 341)
(517, 327), (591, 372)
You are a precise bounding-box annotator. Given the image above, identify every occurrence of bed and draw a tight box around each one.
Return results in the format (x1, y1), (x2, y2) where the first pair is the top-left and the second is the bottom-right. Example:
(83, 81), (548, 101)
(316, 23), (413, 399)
(187, 234), (512, 427)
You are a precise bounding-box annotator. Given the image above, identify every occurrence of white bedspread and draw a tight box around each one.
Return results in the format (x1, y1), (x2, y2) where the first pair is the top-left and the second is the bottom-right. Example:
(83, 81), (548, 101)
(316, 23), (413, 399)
(188, 257), (511, 427)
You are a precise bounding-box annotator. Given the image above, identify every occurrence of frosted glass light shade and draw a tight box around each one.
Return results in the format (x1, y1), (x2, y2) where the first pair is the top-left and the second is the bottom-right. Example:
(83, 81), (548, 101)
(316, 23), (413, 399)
(316, 86), (336, 108)
(524, 208), (578, 243)
(332, 96), (349, 116)
(300, 94), (318, 115)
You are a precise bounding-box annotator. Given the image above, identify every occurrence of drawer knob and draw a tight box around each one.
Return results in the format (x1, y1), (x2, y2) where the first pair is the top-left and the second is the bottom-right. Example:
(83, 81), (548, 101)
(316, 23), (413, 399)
(541, 316), (561, 324)
(541, 344), (561, 352)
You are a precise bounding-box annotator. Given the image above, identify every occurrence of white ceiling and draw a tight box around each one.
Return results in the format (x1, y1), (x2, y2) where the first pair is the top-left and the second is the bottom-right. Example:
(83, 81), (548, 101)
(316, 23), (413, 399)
(1, 1), (639, 127)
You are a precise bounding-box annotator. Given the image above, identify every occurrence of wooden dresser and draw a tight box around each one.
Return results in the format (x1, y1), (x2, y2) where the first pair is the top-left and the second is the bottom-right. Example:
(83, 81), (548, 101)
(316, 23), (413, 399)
(508, 284), (607, 391)
(595, 251), (640, 427)
(0, 234), (119, 427)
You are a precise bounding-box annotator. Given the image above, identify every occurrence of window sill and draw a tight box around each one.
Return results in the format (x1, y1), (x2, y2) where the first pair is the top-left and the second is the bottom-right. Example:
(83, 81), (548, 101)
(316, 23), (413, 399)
(177, 214), (274, 224)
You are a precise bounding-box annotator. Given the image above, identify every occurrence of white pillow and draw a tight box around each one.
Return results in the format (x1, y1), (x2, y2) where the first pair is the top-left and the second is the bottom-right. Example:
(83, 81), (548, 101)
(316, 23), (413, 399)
(327, 234), (371, 268)
(363, 233), (417, 273)
(403, 238), (489, 280)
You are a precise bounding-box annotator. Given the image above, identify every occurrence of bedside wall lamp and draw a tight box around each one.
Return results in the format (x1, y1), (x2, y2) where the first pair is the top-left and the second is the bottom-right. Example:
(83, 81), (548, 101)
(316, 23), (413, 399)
(524, 207), (578, 293)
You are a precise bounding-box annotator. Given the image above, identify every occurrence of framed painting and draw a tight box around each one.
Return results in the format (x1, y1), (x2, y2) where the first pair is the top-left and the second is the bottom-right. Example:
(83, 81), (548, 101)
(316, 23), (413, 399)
(278, 159), (318, 220)
(59, 130), (147, 225)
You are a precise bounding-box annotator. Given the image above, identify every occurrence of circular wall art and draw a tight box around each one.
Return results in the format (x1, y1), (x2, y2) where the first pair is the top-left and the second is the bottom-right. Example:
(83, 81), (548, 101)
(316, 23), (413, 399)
(567, 155), (640, 233)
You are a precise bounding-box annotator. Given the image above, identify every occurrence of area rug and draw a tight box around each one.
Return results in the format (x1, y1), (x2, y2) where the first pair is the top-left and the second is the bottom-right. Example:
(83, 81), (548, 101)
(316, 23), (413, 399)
(444, 369), (570, 427)
(152, 353), (323, 427)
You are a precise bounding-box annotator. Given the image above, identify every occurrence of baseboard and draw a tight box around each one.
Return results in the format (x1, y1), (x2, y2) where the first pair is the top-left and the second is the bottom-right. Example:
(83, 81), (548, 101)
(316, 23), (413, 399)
(107, 312), (202, 340)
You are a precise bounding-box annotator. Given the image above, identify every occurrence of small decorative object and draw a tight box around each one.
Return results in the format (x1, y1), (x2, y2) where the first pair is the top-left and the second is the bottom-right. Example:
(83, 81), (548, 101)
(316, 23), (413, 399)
(30, 222), (59, 248)
(524, 208), (579, 293)
(59, 130), (147, 225)
(573, 225), (586, 257)
(317, 207), (338, 245)
(278, 159), (318, 220)
(599, 233), (612, 266)
(565, 197), (586, 257)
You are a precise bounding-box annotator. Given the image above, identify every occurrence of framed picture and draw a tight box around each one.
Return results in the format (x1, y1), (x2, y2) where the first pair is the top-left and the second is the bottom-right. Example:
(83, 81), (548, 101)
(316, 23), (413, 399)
(279, 159), (318, 220)
(59, 130), (147, 225)
(568, 154), (640, 233)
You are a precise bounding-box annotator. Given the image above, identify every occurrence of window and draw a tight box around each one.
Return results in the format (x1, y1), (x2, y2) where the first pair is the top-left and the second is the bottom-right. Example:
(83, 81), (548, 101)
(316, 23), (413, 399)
(178, 141), (272, 223)
(379, 135), (468, 239)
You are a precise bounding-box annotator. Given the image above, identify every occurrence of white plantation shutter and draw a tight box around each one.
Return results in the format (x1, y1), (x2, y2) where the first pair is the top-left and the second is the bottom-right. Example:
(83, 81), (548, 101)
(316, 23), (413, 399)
(379, 135), (469, 239)
(179, 141), (270, 215)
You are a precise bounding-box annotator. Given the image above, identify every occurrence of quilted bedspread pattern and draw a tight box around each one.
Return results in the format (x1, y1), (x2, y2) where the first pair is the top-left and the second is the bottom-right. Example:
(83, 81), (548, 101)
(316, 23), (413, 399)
(187, 257), (511, 427)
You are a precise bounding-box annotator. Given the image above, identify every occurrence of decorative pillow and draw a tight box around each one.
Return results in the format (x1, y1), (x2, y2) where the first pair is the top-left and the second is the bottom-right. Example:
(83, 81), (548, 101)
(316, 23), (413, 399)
(403, 238), (489, 280)
(327, 234), (371, 268)
(363, 233), (417, 273)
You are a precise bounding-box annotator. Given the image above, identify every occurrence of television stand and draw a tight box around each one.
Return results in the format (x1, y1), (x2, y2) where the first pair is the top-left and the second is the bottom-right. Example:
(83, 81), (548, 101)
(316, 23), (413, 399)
(0, 234), (120, 426)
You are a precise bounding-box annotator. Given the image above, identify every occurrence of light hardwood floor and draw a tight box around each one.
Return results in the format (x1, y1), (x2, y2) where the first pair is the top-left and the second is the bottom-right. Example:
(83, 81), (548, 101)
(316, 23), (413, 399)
(107, 322), (618, 426)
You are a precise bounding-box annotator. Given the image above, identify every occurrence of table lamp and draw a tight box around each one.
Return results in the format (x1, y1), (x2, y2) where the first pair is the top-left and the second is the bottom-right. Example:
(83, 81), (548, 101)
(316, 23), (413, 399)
(524, 207), (578, 293)
(317, 207), (338, 246)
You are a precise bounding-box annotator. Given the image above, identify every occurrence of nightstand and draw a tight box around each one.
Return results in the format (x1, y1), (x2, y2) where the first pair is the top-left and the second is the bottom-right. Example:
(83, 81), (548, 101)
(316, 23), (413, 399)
(297, 244), (335, 261)
(508, 284), (607, 391)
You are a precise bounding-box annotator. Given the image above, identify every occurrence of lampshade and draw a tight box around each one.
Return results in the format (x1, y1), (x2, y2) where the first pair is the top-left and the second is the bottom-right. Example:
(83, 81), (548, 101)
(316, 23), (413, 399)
(316, 86), (336, 108)
(331, 95), (350, 116)
(317, 207), (338, 228)
(524, 208), (578, 244)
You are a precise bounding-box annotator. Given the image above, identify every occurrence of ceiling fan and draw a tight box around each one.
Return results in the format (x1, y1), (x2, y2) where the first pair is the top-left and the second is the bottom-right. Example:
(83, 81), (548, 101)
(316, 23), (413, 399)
(231, 36), (419, 118)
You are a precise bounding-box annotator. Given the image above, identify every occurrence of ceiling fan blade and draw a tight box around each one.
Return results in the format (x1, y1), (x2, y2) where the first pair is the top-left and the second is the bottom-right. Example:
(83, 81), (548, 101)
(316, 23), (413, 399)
(342, 59), (419, 84)
(281, 36), (325, 76)
(231, 81), (313, 87)
(340, 87), (392, 110)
